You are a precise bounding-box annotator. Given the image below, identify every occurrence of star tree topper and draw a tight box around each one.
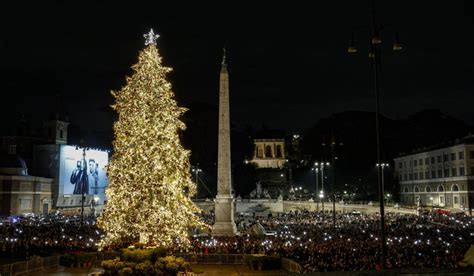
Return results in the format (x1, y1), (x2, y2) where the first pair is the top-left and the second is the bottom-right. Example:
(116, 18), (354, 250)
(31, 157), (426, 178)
(144, 28), (159, 46)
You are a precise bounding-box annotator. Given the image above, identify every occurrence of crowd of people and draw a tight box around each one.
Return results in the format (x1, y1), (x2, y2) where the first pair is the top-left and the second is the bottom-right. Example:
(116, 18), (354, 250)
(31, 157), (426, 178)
(0, 213), (101, 259)
(190, 210), (472, 272)
(0, 209), (472, 272)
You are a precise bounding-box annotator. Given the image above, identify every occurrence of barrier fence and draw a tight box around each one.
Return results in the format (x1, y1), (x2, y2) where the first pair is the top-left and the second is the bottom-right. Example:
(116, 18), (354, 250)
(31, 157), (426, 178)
(174, 253), (245, 264)
(0, 255), (61, 276)
(0, 252), (301, 275)
(281, 257), (302, 273)
(174, 253), (302, 272)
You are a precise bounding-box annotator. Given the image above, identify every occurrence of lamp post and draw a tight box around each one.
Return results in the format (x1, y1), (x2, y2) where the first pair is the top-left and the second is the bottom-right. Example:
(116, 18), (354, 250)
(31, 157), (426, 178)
(319, 191), (325, 222)
(315, 162), (330, 211)
(312, 166), (319, 200)
(376, 163), (390, 205)
(80, 147), (86, 226)
(191, 164), (202, 198)
(386, 193), (391, 206)
(312, 165), (319, 210)
(348, 2), (402, 269)
(326, 136), (343, 231)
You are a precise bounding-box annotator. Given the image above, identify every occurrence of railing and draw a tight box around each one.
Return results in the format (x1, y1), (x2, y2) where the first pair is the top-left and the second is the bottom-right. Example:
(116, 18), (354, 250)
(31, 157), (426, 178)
(281, 257), (302, 273)
(173, 253), (245, 264)
(0, 255), (61, 276)
(174, 253), (303, 273)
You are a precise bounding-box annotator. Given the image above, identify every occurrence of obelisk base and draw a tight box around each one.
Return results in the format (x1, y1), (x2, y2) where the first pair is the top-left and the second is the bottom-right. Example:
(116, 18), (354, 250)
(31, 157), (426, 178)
(212, 195), (237, 236)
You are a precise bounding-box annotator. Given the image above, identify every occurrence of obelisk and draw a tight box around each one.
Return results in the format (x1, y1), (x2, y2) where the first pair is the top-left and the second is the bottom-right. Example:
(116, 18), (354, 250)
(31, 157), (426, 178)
(212, 48), (237, 236)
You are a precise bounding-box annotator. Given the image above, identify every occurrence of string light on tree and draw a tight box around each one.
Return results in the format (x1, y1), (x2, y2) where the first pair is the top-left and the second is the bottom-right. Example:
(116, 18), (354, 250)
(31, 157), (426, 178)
(97, 28), (205, 249)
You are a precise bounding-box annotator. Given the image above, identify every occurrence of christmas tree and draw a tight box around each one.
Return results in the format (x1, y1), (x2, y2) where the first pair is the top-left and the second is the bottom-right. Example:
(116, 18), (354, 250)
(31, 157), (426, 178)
(98, 29), (204, 248)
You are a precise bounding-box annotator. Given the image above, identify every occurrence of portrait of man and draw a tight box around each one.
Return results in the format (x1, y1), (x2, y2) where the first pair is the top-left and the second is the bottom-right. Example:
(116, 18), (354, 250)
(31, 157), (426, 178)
(70, 156), (89, 195)
(88, 159), (99, 194)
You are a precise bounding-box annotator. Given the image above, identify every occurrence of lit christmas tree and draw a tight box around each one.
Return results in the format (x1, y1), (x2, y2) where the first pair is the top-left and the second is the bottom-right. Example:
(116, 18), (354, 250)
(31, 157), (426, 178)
(98, 29), (204, 248)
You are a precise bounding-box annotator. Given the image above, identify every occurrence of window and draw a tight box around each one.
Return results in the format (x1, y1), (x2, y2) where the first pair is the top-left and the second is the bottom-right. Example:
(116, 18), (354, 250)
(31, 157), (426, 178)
(414, 160), (418, 167)
(451, 153), (456, 161)
(437, 170), (442, 178)
(398, 162), (402, 169)
(425, 186), (431, 192)
(403, 187), (409, 193)
(404, 161), (407, 168)
(414, 173), (418, 180)
(60, 130), (63, 139)
(452, 168), (457, 177)
(265, 145), (273, 158)
(419, 172), (424, 180)
(452, 184), (459, 192)
(470, 151), (474, 159)
(257, 146), (263, 158)
(440, 196), (444, 204)
(275, 145), (282, 158)
(437, 156), (442, 163)
(425, 158), (430, 165)
(414, 186), (419, 193)
(8, 144), (16, 154)
(459, 151), (465, 160)
(425, 171), (430, 179)
(403, 174), (407, 181)
(438, 185), (444, 192)
(443, 154), (448, 162)
(444, 169), (449, 177)
(431, 170), (436, 179)
(409, 160), (412, 167)
(409, 173), (413, 180)
(419, 159), (423, 166)
(459, 167), (465, 176)
(431, 157), (435, 164)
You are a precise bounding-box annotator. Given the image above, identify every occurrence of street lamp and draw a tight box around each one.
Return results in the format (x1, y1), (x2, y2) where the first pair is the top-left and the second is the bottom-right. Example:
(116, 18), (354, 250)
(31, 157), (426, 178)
(348, 3), (402, 269)
(312, 166), (319, 200)
(314, 162), (330, 193)
(376, 163), (390, 204)
(76, 142), (89, 226)
(191, 164), (202, 198)
(312, 166), (320, 210)
(319, 191), (325, 221)
(315, 162), (329, 210)
(386, 193), (391, 206)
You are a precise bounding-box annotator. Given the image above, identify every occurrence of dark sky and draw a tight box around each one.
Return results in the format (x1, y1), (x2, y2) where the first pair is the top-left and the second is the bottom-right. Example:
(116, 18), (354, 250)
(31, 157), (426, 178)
(1, 1), (474, 136)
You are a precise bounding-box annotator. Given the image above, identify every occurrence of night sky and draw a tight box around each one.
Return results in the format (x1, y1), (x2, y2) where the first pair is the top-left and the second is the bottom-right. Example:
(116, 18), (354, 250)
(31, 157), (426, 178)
(1, 1), (474, 138)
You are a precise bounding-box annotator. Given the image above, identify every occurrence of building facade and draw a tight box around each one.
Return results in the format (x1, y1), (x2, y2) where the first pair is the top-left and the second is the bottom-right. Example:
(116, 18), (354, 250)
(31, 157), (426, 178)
(250, 139), (288, 198)
(394, 141), (474, 213)
(1, 116), (108, 215)
(0, 154), (53, 216)
(252, 139), (287, 169)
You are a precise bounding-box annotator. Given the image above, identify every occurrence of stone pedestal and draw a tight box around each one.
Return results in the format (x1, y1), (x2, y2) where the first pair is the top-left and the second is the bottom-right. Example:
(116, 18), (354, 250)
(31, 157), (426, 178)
(212, 195), (237, 236)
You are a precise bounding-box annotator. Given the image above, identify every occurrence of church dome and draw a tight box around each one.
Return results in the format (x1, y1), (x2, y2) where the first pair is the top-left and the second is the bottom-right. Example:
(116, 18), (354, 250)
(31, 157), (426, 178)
(0, 153), (28, 175)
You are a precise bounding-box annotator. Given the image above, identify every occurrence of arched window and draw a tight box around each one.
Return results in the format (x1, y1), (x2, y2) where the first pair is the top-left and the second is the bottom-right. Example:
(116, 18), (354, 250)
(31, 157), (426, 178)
(437, 185), (444, 192)
(403, 187), (409, 193)
(425, 186), (431, 192)
(265, 145), (273, 158)
(414, 186), (419, 193)
(452, 184), (459, 192)
(275, 145), (282, 158)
